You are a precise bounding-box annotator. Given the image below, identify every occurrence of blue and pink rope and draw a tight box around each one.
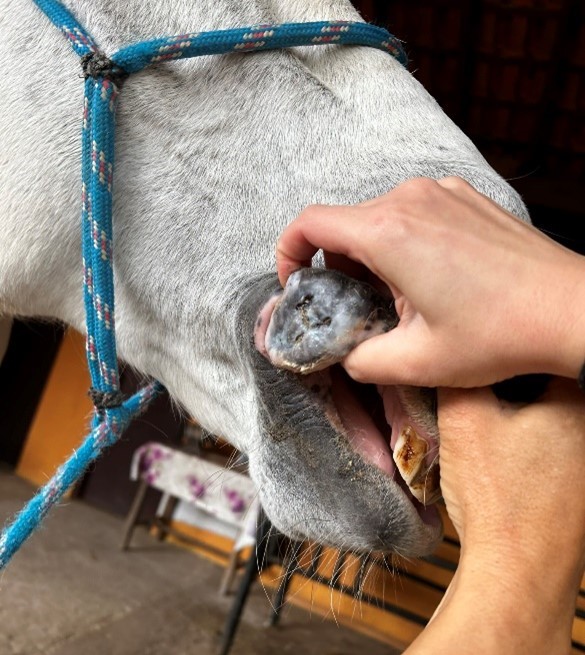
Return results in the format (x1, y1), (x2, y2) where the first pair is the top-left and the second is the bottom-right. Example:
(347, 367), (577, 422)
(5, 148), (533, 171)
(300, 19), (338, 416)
(0, 0), (407, 570)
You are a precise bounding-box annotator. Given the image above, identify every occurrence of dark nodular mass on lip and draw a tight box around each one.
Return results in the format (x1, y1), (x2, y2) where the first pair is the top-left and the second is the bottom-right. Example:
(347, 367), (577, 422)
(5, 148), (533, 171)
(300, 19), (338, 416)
(264, 267), (398, 374)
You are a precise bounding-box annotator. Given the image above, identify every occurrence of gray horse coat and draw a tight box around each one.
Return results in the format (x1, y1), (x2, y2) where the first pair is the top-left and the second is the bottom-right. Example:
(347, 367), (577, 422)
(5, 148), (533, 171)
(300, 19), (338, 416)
(0, 0), (529, 557)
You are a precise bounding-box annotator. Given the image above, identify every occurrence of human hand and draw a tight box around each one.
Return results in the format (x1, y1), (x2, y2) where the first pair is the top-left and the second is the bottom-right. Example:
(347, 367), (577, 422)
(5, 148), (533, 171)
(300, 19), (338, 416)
(438, 380), (585, 565)
(276, 177), (585, 388)
(404, 378), (585, 655)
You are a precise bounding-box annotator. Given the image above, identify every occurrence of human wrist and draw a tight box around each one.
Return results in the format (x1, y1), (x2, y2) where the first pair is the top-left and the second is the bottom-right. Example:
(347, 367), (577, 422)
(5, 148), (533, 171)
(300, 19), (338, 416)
(458, 524), (585, 599)
(541, 253), (585, 382)
(458, 544), (582, 609)
(459, 540), (582, 635)
(408, 509), (585, 655)
(426, 548), (580, 655)
(404, 569), (574, 655)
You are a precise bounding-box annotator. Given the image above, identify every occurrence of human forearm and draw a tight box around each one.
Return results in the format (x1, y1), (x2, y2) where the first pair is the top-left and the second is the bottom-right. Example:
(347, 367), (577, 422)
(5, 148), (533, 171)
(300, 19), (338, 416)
(415, 381), (585, 655)
(404, 551), (583, 655)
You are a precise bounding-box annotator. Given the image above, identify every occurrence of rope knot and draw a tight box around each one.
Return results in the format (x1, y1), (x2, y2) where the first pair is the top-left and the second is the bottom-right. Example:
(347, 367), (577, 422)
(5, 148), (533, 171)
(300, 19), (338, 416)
(81, 51), (128, 85)
(88, 388), (125, 411)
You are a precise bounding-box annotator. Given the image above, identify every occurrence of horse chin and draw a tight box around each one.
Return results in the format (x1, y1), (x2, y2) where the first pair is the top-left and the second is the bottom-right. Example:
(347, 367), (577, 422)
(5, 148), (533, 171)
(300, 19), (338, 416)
(245, 362), (443, 556)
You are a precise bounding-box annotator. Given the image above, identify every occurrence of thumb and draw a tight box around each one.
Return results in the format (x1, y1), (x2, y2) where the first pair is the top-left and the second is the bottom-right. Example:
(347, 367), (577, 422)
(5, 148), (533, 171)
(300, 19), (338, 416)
(342, 325), (443, 386)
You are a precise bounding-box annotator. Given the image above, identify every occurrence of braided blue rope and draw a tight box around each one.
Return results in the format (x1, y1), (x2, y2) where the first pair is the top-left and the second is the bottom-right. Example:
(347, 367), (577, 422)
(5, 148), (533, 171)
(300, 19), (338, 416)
(113, 21), (408, 72)
(82, 73), (120, 394)
(0, 0), (408, 570)
(33, 0), (98, 56)
(0, 383), (159, 568)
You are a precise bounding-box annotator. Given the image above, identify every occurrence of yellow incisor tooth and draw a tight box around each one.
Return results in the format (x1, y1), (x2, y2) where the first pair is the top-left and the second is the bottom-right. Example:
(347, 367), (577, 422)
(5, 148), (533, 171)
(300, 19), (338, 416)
(393, 426), (428, 485)
(393, 426), (441, 505)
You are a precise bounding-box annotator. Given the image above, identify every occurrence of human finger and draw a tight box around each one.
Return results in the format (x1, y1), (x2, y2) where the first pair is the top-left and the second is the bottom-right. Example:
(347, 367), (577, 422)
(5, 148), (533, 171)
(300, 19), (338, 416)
(342, 322), (460, 387)
(276, 204), (366, 287)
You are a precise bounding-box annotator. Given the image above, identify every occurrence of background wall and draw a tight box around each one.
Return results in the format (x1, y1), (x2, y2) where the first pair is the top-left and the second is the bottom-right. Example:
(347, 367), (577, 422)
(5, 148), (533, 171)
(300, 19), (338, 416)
(353, 0), (584, 256)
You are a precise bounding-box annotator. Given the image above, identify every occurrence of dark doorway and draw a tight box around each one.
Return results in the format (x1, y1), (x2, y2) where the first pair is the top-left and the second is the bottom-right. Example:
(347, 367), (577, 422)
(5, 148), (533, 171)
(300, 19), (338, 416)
(0, 320), (64, 467)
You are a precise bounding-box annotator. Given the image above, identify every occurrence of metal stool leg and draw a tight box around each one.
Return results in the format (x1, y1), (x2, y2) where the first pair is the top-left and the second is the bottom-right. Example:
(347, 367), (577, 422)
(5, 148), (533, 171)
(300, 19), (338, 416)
(219, 548), (240, 596)
(120, 479), (149, 551)
(217, 509), (272, 655)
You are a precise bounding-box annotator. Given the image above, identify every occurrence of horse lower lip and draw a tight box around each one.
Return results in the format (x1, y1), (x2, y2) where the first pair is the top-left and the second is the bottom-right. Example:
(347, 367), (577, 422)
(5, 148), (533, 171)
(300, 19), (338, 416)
(304, 368), (442, 507)
(328, 367), (395, 476)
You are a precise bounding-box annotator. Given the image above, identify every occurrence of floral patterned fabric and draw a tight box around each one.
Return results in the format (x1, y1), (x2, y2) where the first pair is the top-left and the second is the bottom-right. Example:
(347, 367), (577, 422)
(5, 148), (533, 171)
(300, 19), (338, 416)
(130, 442), (258, 530)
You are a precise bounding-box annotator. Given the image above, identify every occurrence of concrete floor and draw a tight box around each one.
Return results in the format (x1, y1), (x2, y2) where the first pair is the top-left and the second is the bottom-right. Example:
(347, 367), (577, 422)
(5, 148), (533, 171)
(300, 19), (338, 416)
(0, 469), (399, 655)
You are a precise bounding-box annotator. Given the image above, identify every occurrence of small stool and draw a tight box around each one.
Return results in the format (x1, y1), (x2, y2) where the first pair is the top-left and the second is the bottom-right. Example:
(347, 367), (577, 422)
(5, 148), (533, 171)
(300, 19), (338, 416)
(121, 441), (259, 593)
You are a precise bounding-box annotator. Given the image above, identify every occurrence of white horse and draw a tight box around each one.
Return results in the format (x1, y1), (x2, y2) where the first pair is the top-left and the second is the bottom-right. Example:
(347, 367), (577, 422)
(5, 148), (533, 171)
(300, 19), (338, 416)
(0, 0), (529, 557)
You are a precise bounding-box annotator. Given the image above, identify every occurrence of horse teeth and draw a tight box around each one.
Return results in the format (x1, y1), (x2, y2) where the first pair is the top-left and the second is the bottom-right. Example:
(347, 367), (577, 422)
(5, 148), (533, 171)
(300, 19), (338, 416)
(393, 426), (441, 505)
(393, 425), (427, 484)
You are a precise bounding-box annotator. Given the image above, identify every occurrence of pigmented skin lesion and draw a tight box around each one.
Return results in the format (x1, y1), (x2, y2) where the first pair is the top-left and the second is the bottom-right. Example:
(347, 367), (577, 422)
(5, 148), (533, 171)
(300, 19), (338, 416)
(265, 268), (398, 374)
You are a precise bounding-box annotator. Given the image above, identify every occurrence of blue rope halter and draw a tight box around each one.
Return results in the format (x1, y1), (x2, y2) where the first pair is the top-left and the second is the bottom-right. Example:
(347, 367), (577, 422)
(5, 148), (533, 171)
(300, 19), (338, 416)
(0, 0), (407, 570)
